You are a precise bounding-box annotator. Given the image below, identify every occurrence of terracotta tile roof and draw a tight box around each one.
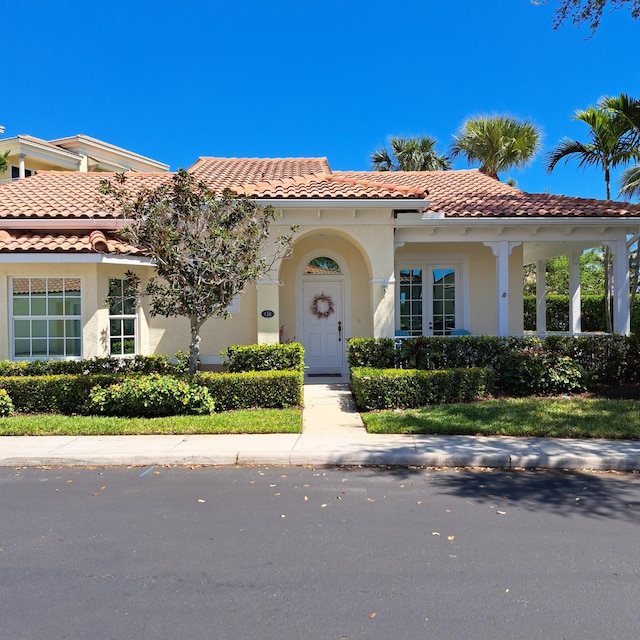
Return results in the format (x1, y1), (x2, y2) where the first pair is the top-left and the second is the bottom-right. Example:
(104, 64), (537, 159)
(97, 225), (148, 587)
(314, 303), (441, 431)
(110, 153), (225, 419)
(187, 157), (332, 188)
(0, 170), (171, 220)
(2, 162), (640, 259)
(0, 228), (139, 254)
(235, 173), (428, 199)
(336, 169), (640, 217)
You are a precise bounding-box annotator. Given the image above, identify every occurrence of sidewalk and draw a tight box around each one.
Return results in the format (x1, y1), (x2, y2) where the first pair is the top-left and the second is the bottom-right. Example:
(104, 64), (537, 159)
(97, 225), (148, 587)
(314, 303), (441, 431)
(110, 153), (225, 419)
(1, 383), (640, 471)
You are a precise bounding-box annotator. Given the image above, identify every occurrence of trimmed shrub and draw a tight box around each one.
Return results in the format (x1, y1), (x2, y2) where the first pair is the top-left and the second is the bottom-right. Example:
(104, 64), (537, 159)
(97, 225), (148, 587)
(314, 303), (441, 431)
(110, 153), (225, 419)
(498, 348), (587, 396)
(0, 388), (14, 417)
(347, 337), (397, 369)
(351, 367), (494, 411)
(86, 374), (215, 417)
(0, 374), (124, 414)
(195, 370), (303, 411)
(223, 343), (305, 373)
(348, 335), (640, 386)
(0, 354), (184, 377)
(0, 370), (303, 415)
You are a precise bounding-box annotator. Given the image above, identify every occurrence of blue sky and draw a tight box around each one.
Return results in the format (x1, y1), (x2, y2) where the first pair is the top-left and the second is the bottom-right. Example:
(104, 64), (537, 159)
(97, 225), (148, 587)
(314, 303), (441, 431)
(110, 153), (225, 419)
(3, 0), (638, 199)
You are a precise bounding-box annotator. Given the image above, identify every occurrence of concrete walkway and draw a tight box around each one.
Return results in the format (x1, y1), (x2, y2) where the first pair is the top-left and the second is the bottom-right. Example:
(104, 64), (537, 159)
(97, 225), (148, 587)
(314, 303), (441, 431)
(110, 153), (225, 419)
(2, 383), (640, 471)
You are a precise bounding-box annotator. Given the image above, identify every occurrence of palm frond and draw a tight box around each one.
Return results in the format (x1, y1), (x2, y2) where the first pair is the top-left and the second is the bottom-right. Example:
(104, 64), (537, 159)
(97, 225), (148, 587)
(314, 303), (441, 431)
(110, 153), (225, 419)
(619, 165), (640, 200)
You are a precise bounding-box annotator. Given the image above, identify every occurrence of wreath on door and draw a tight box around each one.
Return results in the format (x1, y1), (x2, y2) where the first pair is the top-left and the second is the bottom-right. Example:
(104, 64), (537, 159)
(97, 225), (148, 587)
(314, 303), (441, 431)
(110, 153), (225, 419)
(310, 293), (335, 319)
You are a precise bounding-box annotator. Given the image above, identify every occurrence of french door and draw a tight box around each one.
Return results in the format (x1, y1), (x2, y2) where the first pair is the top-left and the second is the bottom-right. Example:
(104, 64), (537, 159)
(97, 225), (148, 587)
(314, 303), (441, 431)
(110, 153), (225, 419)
(399, 265), (461, 337)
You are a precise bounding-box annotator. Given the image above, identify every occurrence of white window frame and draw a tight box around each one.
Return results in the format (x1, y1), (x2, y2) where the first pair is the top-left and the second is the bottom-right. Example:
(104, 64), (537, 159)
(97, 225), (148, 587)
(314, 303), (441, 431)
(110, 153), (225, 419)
(10, 276), (82, 360)
(395, 254), (470, 336)
(108, 277), (138, 357)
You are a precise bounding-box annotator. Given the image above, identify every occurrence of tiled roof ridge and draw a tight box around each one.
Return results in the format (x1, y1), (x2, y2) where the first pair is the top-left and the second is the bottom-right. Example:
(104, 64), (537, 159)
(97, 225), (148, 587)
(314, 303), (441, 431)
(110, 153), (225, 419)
(325, 174), (428, 197)
(195, 155), (331, 163)
(232, 172), (427, 199)
(0, 229), (140, 254)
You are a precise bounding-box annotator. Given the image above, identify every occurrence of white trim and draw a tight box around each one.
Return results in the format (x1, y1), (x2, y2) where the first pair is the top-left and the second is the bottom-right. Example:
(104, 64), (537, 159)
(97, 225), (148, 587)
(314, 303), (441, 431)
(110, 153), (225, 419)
(9, 275), (83, 360)
(255, 198), (429, 210)
(296, 249), (351, 375)
(0, 219), (127, 229)
(0, 254), (154, 265)
(395, 253), (470, 336)
(396, 216), (640, 228)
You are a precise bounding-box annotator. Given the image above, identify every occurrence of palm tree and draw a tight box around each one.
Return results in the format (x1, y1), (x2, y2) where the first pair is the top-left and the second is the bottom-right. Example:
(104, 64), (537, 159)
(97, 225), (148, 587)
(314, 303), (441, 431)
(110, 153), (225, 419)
(600, 93), (640, 199)
(545, 105), (638, 331)
(371, 136), (451, 172)
(545, 106), (636, 200)
(449, 115), (541, 180)
(0, 150), (9, 174)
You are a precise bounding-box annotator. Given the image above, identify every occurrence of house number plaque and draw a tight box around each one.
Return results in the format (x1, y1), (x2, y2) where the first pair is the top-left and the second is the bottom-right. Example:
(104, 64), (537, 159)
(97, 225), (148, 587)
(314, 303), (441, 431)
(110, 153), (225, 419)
(261, 310), (275, 318)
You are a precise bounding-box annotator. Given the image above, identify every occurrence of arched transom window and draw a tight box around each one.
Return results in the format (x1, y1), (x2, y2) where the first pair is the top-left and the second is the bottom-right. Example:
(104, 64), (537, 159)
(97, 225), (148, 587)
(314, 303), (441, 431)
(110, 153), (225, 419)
(304, 257), (342, 276)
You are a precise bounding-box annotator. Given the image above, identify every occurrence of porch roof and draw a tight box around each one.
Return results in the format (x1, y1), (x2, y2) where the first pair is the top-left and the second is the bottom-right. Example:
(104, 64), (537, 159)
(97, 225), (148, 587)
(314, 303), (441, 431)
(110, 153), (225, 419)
(337, 170), (640, 218)
(0, 229), (139, 254)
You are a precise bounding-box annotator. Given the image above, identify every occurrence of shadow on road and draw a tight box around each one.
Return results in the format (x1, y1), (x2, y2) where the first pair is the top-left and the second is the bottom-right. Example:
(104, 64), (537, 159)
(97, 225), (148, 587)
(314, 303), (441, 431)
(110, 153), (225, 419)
(431, 468), (640, 524)
(339, 465), (640, 523)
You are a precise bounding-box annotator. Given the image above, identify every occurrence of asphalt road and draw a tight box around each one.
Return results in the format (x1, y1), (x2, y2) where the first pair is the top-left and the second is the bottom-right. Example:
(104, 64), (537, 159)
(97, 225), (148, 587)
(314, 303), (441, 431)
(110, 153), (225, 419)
(1, 465), (639, 640)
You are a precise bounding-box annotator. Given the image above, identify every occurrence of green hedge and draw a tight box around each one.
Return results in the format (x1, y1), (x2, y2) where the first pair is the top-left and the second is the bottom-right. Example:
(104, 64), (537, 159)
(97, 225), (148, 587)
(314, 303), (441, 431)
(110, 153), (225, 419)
(86, 374), (215, 417)
(195, 370), (303, 411)
(523, 294), (640, 334)
(347, 338), (398, 370)
(0, 370), (303, 415)
(347, 335), (640, 386)
(0, 354), (184, 377)
(223, 343), (305, 373)
(0, 388), (14, 417)
(351, 367), (494, 411)
(0, 374), (124, 414)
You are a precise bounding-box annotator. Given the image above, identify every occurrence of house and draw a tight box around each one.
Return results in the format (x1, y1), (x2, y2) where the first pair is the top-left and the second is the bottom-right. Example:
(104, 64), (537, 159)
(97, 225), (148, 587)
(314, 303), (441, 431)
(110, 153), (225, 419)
(1, 154), (640, 376)
(0, 134), (169, 183)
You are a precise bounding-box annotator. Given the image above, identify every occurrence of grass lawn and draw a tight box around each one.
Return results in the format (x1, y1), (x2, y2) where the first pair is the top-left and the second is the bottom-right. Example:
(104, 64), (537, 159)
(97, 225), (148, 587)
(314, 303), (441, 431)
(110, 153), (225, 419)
(0, 409), (302, 436)
(361, 398), (640, 439)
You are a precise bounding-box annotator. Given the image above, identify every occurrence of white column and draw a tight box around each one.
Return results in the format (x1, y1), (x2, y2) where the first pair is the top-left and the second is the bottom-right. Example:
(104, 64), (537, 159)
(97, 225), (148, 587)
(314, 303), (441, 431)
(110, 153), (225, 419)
(18, 154), (26, 179)
(536, 260), (547, 334)
(372, 276), (395, 338)
(568, 251), (582, 334)
(257, 279), (280, 344)
(484, 241), (521, 336)
(610, 239), (630, 335)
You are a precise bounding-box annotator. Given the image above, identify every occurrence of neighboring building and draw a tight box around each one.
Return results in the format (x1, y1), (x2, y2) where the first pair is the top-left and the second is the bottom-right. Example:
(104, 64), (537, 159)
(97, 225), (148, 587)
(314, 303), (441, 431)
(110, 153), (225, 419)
(0, 134), (169, 183)
(1, 155), (639, 376)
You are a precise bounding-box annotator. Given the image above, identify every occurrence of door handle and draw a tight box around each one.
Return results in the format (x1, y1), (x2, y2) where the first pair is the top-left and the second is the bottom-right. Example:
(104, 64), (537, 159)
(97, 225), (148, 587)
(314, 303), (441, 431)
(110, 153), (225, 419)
(338, 320), (342, 342)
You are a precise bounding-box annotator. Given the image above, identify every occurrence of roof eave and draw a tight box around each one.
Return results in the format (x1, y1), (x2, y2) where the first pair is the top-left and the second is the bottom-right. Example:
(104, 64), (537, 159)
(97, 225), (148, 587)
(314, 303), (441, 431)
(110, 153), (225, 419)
(253, 198), (430, 210)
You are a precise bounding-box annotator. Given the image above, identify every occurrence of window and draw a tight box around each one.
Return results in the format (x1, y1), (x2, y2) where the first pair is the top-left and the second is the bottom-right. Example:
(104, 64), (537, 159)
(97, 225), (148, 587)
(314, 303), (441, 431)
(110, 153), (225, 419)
(430, 268), (456, 336)
(397, 262), (464, 337)
(11, 166), (33, 180)
(399, 269), (423, 336)
(108, 278), (137, 356)
(304, 257), (342, 275)
(12, 277), (81, 359)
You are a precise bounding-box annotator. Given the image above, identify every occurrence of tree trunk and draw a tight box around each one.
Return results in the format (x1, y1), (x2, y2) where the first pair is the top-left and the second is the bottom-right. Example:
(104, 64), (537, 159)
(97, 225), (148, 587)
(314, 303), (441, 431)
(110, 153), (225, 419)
(188, 320), (203, 375)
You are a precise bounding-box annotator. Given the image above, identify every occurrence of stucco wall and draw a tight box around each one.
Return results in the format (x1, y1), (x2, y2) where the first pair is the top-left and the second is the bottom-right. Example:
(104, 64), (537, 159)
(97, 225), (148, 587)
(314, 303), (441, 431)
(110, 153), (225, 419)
(279, 232), (373, 343)
(395, 241), (524, 336)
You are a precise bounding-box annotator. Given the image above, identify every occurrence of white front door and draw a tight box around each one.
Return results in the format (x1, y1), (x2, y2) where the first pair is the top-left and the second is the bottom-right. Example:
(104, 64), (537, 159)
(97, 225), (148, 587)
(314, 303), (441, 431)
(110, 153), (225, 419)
(302, 280), (344, 374)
